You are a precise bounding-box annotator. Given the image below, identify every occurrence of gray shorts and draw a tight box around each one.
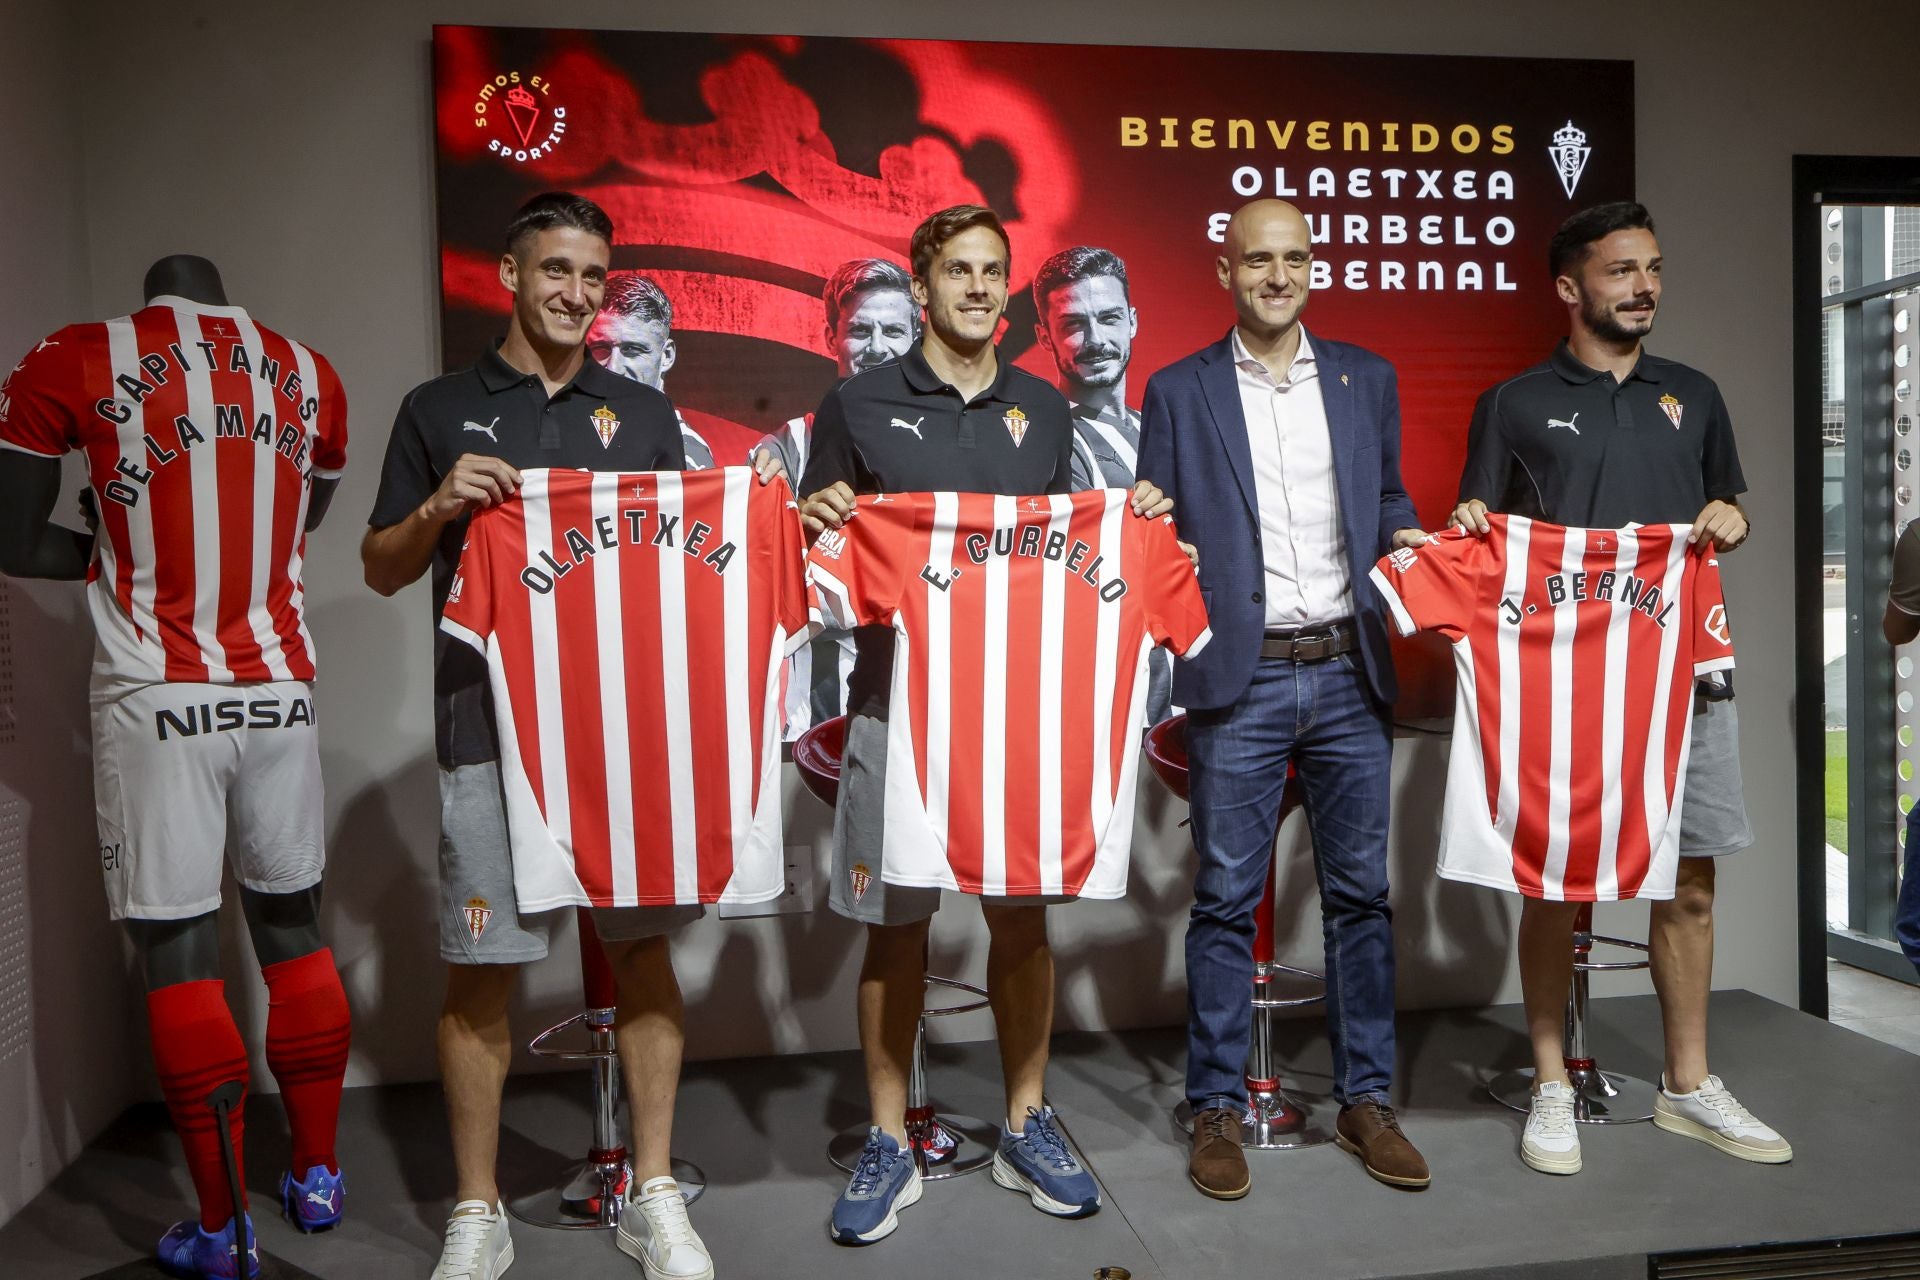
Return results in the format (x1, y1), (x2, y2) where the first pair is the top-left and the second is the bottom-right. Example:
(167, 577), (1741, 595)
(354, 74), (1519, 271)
(439, 761), (702, 964)
(1679, 694), (1753, 858)
(827, 708), (1071, 925)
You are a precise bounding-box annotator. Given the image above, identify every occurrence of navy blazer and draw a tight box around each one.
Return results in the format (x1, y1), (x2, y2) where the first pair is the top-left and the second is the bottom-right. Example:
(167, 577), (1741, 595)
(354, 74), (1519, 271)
(1137, 328), (1420, 712)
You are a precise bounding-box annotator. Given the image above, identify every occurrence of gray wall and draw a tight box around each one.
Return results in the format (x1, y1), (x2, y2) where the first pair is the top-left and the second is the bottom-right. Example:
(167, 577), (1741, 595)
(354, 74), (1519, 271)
(0, 0), (142, 1222)
(5, 0), (1912, 1220)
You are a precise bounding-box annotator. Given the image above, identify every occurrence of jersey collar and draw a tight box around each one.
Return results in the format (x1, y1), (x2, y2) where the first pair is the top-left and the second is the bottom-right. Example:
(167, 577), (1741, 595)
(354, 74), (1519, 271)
(900, 343), (1014, 403)
(1549, 339), (1666, 386)
(477, 343), (626, 397)
(149, 294), (249, 319)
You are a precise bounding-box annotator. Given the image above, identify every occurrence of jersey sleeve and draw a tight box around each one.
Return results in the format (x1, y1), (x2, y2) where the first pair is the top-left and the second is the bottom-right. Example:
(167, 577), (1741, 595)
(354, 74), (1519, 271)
(1455, 385), (1511, 508)
(368, 389), (438, 529)
(1891, 522), (1920, 616)
(0, 328), (85, 458)
(1367, 525), (1487, 641)
(437, 516), (494, 655)
(798, 386), (858, 498)
(1699, 381), (1748, 502)
(766, 475), (817, 656)
(308, 352), (349, 479)
(1690, 545), (1735, 675)
(1138, 513), (1212, 658)
(806, 496), (910, 631)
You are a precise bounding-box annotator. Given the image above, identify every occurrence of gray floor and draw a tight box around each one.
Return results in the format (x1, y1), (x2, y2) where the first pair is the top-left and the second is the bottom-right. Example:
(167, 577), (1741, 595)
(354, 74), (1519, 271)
(1827, 958), (1920, 1053)
(8, 991), (1919, 1280)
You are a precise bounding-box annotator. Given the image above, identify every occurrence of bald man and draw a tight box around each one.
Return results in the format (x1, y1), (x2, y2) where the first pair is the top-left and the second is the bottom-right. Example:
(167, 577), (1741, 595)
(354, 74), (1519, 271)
(1137, 200), (1430, 1201)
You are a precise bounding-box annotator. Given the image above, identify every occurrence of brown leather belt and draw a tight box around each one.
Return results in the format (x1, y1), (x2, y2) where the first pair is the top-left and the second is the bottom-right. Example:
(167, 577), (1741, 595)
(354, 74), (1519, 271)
(1260, 619), (1359, 662)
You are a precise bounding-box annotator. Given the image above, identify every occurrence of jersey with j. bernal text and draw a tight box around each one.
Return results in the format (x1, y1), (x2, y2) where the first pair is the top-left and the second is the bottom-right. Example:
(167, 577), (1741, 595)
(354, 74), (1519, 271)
(0, 297), (348, 684)
(440, 467), (813, 909)
(1368, 514), (1733, 902)
(807, 489), (1211, 900)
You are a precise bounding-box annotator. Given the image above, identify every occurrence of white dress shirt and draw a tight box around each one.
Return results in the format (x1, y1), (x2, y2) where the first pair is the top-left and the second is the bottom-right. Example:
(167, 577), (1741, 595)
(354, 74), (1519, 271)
(1231, 327), (1353, 628)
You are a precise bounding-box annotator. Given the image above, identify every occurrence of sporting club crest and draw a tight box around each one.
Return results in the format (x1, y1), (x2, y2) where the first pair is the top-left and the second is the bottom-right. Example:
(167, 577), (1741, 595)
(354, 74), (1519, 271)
(464, 897), (494, 941)
(591, 405), (622, 448)
(1658, 394), (1684, 429)
(1549, 121), (1590, 199)
(1003, 405), (1029, 448)
(849, 862), (872, 902)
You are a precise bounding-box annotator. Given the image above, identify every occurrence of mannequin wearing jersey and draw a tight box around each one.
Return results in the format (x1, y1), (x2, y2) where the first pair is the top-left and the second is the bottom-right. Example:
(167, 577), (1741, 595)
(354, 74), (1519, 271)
(0, 255), (353, 1274)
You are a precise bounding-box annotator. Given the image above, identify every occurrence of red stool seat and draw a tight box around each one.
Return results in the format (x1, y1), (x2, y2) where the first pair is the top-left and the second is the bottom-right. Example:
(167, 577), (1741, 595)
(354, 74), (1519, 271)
(794, 714), (847, 807)
(1143, 713), (1191, 802)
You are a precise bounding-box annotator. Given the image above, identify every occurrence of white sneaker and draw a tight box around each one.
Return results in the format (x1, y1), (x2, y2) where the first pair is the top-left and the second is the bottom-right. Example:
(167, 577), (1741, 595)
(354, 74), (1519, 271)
(1654, 1074), (1793, 1163)
(616, 1177), (715, 1280)
(1521, 1080), (1582, 1175)
(431, 1200), (514, 1279)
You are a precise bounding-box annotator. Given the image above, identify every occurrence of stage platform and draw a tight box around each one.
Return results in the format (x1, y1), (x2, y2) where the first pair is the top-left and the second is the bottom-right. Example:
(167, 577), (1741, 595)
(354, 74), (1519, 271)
(6, 990), (1917, 1279)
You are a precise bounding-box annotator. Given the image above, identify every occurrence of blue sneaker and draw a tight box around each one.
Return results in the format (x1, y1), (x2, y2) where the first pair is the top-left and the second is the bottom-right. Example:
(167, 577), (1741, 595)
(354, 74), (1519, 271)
(828, 1127), (921, 1245)
(157, 1215), (262, 1279)
(991, 1106), (1101, 1218)
(280, 1163), (346, 1231)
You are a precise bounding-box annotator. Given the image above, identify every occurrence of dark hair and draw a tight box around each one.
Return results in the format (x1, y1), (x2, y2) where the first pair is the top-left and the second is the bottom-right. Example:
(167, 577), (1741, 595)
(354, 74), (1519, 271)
(600, 272), (673, 327)
(909, 205), (1010, 280)
(505, 191), (614, 259)
(1031, 246), (1130, 316)
(824, 258), (916, 336)
(1549, 201), (1655, 279)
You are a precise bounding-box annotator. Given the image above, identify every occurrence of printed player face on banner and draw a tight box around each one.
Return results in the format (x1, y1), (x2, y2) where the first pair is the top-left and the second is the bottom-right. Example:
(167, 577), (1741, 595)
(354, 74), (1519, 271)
(1037, 272), (1136, 395)
(501, 226), (609, 351)
(1558, 226), (1662, 345)
(1218, 201), (1313, 340)
(830, 288), (918, 377)
(587, 312), (676, 389)
(912, 225), (1010, 355)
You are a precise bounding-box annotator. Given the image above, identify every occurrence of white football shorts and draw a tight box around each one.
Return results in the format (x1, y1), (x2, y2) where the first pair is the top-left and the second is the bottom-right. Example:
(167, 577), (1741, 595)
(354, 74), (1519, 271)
(90, 677), (326, 920)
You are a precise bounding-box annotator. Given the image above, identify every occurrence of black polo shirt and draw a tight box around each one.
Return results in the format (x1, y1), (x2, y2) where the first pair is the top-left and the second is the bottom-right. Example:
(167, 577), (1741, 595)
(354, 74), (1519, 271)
(799, 343), (1076, 712)
(369, 346), (683, 766)
(1457, 341), (1746, 528)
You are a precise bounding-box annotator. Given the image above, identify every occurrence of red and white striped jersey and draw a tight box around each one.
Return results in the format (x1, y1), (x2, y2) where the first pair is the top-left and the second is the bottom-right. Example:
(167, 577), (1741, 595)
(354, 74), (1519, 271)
(1369, 514), (1735, 902)
(0, 298), (347, 684)
(808, 490), (1210, 898)
(440, 467), (811, 909)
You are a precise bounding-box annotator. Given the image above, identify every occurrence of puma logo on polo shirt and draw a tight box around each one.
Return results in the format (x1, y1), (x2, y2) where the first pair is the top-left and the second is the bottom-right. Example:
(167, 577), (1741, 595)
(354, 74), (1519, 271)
(890, 416), (924, 439)
(1547, 412), (1580, 435)
(463, 417), (500, 441)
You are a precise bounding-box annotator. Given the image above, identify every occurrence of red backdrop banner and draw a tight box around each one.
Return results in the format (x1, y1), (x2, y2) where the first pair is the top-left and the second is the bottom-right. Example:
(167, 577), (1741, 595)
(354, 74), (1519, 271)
(432, 26), (1634, 715)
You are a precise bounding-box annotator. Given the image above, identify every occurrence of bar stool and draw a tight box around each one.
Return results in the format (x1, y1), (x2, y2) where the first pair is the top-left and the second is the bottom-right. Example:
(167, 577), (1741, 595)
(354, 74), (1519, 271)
(507, 909), (706, 1229)
(1486, 903), (1656, 1123)
(795, 716), (1000, 1180)
(1144, 715), (1332, 1150)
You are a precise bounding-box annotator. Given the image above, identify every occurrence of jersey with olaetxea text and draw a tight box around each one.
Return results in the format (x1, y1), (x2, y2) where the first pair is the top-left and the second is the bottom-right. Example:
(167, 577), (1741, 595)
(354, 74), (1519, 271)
(0, 297), (347, 684)
(1369, 514), (1733, 902)
(807, 489), (1210, 900)
(440, 467), (812, 909)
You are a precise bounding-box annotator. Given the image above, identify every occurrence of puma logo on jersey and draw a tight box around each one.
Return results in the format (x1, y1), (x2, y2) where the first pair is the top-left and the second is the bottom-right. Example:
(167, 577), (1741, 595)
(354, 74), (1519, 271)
(890, 416), (924, 439)
(464, 417), (500, 441)
(1547, 412), (1580, 434)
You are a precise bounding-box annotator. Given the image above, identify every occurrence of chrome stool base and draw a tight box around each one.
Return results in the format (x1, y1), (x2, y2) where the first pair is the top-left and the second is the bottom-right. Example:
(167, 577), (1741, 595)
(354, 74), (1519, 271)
(1487, 1067), (1657, 1124)
(1172, 1095), (1332, 1150)
(508, 1156), (706, 1229)
(828, 1112), (1000, 1180)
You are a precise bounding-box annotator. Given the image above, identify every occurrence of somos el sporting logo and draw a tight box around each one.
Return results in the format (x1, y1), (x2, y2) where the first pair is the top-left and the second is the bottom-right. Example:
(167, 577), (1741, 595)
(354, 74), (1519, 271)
(473, 70), (566, 164)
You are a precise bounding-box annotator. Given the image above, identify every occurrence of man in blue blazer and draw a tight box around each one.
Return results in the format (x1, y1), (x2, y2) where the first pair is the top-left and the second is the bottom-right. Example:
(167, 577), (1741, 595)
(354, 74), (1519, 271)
(1137, 199), (1430, 1201)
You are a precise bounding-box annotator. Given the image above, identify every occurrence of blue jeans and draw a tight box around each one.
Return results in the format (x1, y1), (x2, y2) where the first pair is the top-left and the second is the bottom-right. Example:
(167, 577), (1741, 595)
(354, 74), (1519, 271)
(1900, 810), (1920, 972)
(1184, 652), (1396, 1111)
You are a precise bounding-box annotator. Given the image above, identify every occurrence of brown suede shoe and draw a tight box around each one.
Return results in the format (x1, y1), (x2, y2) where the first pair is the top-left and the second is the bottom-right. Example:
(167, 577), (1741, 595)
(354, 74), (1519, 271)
(1189, 1107), (1251, 1200)
(1335, 1102), (1431, 1189)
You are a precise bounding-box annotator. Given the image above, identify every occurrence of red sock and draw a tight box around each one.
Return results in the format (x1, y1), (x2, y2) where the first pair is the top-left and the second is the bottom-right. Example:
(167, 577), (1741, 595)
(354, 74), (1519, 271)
(262, 947), (351, 1176)
(147, 980), (248, 1230)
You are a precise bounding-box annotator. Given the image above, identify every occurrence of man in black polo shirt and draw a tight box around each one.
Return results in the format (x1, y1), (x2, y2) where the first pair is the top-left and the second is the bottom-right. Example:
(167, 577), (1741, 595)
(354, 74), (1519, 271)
(1451, 201), (1791, 1178)
(364, 192), (738, 1280)
(800, 205), (1176, 1245)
